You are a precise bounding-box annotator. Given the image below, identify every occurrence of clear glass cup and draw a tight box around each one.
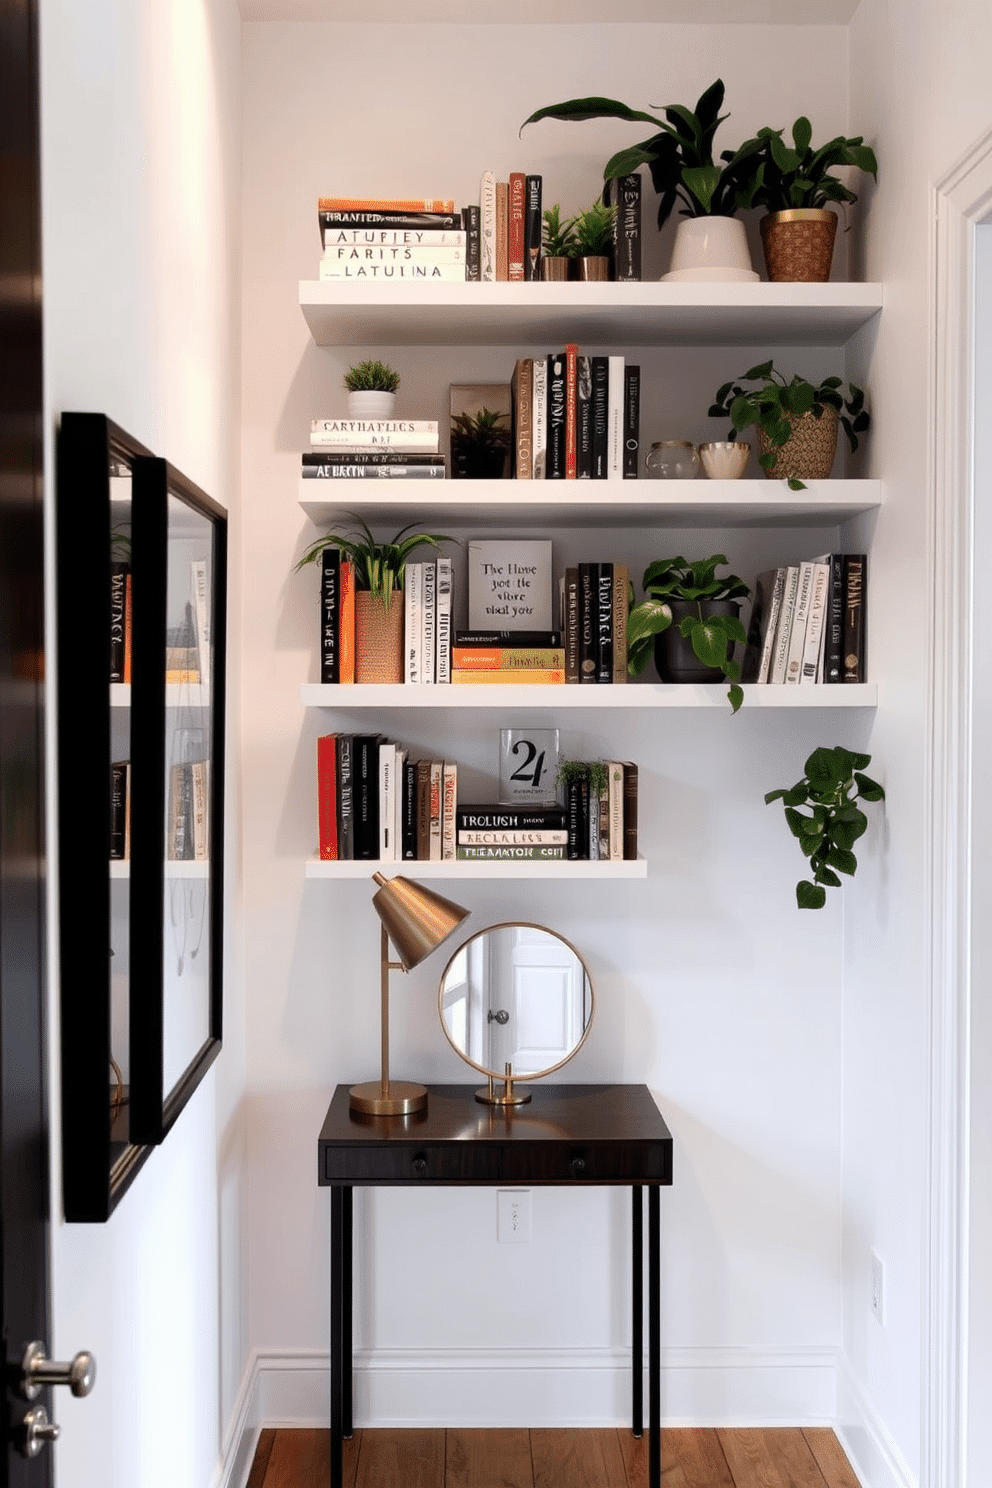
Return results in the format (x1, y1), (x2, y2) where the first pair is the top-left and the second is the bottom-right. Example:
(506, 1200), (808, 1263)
(644, 441), (700, 480)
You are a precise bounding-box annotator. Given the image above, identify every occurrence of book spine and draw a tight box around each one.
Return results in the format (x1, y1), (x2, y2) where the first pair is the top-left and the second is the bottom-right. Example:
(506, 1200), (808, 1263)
(495, 180), (509, 282)
(303, 450), (445, 467)
(110, 562), (129, 682)
(531, 357), (547, 479)
(607, 356), (625, 477)
(612, 563), (629, 684)
(336, 736), (354, 859)
(454, 629), (561, 646)
(512, 357), (534, 480)
(337, 562), (353, 687)
(378, 742), (396, 862)
(564, 568), (580, 684)
(450, 668), (565, 684)
(563, 343), (578, 479)
(318, 196), (455, 212)
(318, 210), (461, 230)
(525, 174), (542, 281)
(769, 566), (800, 684)
(404, 562), (423, 684)
(579, 564), (597, 684)
(317, 734), (338, 861)
(456, 845), (565, 860)
(311, 418), (439, 434)
(785, 560), (816, 684)
(824, 553), (846, 682)
(415, 759), (432, 859)
(508, 172), (526, 281)
(310, 433), (440, 452)
(566, 776), (589, 859)
(401, 758), (417, 859)
(324, 227), (467, 247)
(110, 761), (129, 860)
(801, 562), (831, 682)
(480, 171), (497, 282)
(457, 829), (568, 846)
(428, 760), (443, 860)
(842, 554), (867, 682)
(353, 736), (381, 860)
(591, 357), (609, 479)
(623, 365), (641, 478)
(608, 761), (625, 860)
(457, 807), (567, 830)
(576, 357), (593, 479)
(303, 464), (447, 479)
(588, 784), (601, 861)
(320, 548), (340, 684)
(546, 353), (566, 479)
(596, 563), (614, 683)
(622, 762), (638, 860)
(436, 556), (452, 685)
(442, 762), (457, 860)
(610, 175), (642, 281)
(318, 261), (466, 282)
(123, 572), (132, 683)
(462, 204), (481, 281)
(421, 560), (437, 685)
(754, 568), (786, 684)
(452, 648), (564, 669)
(322, 244), (466, 264)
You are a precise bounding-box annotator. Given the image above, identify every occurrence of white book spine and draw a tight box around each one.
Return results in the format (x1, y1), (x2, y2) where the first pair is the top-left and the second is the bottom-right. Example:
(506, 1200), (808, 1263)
(531, 357), (547, 479)
(323, 244), (466, 263)
(323, 228), (467, 248)
(190, 558), (210, 680)
(421, 560), (437, 685)
(608, 761), (625, 860)
(588, 789), (601, 860)
(607, 356), (625, 478)
(770, 566), (800, 684)
(480, 171), (497, 282)
(378, 743), (396, 861)
(404, 563), (423, 684)
(756, 568), (787, 683)
(318, 260), (466, 281)
(435, 556), (452, 685)
(310, 431), (440, 451)
(442, 762), (457, 860)
(785, 561), (816, 684)
(801, 562), (831, 683)
(311, 419), (439, 434)
(429, 760), (443, 861)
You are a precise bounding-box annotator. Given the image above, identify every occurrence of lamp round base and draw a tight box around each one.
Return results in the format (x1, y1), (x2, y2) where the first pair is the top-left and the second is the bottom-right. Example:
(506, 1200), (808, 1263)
(475, 1085), (532, 1106)
(349, 1081), (428, 1117)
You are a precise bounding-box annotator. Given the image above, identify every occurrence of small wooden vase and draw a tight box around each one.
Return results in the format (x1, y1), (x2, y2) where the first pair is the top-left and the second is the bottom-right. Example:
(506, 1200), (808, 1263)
(355, 592), (404, 684)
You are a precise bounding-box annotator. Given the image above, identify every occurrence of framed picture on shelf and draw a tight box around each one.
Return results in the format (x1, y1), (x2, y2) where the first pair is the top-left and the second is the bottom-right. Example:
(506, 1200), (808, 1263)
(449, 382), (512, 479)
(499, 728), (561, 807)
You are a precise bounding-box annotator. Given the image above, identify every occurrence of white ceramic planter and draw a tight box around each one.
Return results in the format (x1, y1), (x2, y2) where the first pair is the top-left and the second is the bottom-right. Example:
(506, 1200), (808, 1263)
(662, 217), (758, 283)
(698, 441), (751, 479)
(346, 390), (397, 419)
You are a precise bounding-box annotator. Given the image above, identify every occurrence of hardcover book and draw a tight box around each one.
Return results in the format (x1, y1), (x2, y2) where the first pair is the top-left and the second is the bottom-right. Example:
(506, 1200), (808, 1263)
(452, 647), (564, 670)
(421, 560), (437, 685)
(495, 180), (508, 281)
(415, 759), (432, 859)
(318, 196), (455, 212)
(442, 761), (457, 859)
(609, 174), (642, 282)
(578, 563), (597, 683)
(612, 563), (629, 684)
(454, 629), (561, 646)
(743, 567), (784, 683)
(480, 171), (497, 282)
(404, 562), (424, 685)
(457, 805), (567, 830)
(508, 173), (526, 281)
(577, 357), (593, 480)
(564, 567), (580, 683)
(428, 759), (443, 861)
(318, 261), (466, 282)
(596, 563), (614, 683)
(591, 357), (609, 479)
(458, 829), (568, 846)
(317, 733), (339, 861)
(462, 204), (481, 281)
(785, 560), (817, 684)
(801, 560), (832, 682)
(323, 227), (467, 248)
(769, 566), (801, 684)
(843, 553), (867, 682)
(436, 556), (452, 685)
(320, 548), (340, 684)
(401, 757), (417, 859)
(531, 357), (548, 479)
(318, 210), (461, 233)
(467, 539), (553, 632)
(623, 366), (641, 479)
(302, 451), (445, 469)
(110, 760), (130, 861)
(622, 762), (639, 860)
(564, 344), (579, 479)
(823, 553), (845, 682)
(607, 356), (625, 477)
(110, 562), (129, 682)
(336, 735), (354, 859)
(546, 353), (566, 479)
(378, 741), (397, 862)
(456, 844), (565, 861)
(352, 734), (382, 860)
(511, 358), (534, 480)
(525, 175), (543, 281)
(322, 244), (466, 265)
(451, 668), (565, 684)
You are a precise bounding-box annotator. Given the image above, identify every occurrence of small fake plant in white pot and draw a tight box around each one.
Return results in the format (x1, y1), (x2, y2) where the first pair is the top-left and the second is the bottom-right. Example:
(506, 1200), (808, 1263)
(343, 359), (401, 419)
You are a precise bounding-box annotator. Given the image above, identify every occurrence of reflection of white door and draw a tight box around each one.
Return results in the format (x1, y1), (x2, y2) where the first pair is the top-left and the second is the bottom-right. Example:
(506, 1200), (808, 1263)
(499, 925), (584, 1074)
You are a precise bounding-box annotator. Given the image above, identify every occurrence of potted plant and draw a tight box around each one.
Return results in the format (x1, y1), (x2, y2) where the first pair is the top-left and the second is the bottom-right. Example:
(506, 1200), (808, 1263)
(709, 360), (870, 488)
(539, 204), (578, 281)
(741, 116), (878, 281)
(765, 744), (885, 908)
(570, 199), (618, 281)
(296, 517), (453, 683)
(521, 79), (763, 280)
(626, 554), (750, 713)
(343, 358), (400, 419)
(450, 407), (512, 479)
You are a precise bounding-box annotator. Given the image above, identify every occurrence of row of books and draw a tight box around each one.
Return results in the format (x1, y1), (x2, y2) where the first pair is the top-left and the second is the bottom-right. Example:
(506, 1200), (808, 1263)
(317, 733), (457, 860)
(560, 564), (630, 684)
(511, 349), (639, 480)
(742, 553), (867, 685)
(559, 762), (639, 861)
(110, 752), (210, 863)
(314, 185), (643, 285)
(306, 418), (445, 482)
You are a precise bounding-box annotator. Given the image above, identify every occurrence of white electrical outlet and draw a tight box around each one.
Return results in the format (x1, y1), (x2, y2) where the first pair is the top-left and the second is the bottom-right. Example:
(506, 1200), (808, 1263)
(497, 1189), (531, 1244)
(871, 1249), (885, 1323)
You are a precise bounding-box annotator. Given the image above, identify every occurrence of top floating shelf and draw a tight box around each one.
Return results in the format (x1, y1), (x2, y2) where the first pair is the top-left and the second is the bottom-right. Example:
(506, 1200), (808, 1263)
(299, 280), (883, 349)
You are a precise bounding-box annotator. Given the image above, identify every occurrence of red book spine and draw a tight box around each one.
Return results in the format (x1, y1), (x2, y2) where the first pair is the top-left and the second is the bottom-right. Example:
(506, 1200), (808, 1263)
(339, 560), (355, 685)
(508, 173), (526, 281)
(564, 343), (578, 479)
(317, 733), (339, 860)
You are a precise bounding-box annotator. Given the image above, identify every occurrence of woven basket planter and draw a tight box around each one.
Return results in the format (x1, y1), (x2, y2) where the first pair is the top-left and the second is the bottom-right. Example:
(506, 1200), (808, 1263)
(760, 209), (838, 283)
(757, 405), (839, 481)
(355, 592), (404, 684)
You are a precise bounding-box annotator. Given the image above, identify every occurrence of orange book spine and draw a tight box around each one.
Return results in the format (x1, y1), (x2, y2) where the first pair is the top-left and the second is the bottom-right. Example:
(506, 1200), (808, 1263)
(339, 561), (355, 685)
(452, 648), (565, 669)
(318, 197), (455, 212)
(564, 343), (578, 479)
(508, 173), (526, 281)
(495, 181), (509, 282)
(316, 733), (338, 860)
(450, 668), (565, 685)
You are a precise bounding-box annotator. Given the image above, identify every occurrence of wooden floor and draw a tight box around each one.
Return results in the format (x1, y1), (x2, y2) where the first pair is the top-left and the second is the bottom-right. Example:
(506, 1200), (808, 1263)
(247, 1426), (862, 1488)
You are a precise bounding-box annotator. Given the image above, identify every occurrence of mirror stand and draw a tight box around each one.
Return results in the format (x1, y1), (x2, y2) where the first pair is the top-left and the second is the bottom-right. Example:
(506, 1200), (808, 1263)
(476, 1063), (531, 1107)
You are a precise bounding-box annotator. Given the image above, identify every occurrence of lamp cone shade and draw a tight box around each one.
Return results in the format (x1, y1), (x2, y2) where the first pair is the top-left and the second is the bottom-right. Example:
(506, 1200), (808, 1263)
(371, 873), (469, 969)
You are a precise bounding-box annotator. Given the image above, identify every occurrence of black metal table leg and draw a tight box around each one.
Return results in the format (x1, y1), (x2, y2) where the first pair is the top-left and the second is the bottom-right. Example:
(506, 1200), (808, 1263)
(343, 1186), (353, 1439)
(632, 1186), (643, 1437)
(648, 1184), (660, 1488)
(330, 1185), (344, 1488)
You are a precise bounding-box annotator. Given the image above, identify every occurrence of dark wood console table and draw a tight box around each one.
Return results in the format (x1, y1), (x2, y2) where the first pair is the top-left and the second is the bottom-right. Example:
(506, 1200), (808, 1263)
(317, 1082), (673, 1488)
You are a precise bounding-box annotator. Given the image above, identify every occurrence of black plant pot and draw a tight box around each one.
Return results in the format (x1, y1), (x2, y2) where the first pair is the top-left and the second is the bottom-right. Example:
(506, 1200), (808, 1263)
(653, 600), (742, 684)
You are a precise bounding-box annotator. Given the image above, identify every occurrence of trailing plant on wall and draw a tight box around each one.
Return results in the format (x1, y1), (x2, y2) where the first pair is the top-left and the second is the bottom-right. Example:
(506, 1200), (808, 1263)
(765, 744), (885, 908)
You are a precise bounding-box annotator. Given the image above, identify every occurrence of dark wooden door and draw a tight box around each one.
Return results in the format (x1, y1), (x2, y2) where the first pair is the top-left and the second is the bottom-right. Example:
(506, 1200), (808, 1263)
(1, 0), (53, 1479)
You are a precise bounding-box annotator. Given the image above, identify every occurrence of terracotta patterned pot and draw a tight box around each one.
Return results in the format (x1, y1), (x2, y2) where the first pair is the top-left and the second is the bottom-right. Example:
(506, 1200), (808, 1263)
(355, 591), (404, 684)
(758, 405), (839, 481)
(760, 209), (838, 282)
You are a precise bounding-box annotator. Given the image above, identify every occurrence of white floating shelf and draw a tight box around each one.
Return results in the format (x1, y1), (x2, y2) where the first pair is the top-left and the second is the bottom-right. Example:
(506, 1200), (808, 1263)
(305, 855), (648, 880)
(300, 682), (877, 709)
(298, 478), (881, 531)
(299, 280), (883, 349)
(110, 683), (211, 708)
(110, 861), (210, 879)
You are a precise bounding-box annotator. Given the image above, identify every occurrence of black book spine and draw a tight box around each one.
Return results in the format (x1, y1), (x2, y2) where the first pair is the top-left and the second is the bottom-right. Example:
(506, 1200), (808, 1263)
(352, 735), (381, 859)
(591, 357), (609, 479)
(622, 762), (638, 860)
(566, 776), (590, 859)
(110, 561), (129, 682)
(303, 451), (445, 467)
(320, 547), (340, 684)
(579, 563), (598, 684)
(319, 209), (461, 231)
(110, 761), (128, 860)
(564, 568), (580, 684)
(525, 175), (543, 281)
(457, 807), (567, 830)
(842, 554), (867, 683)
(336, 735), (354, 860)
(462, 204), (481, 282)
(577, 356), (593, 479)
(596, 563), (614, 683)
(401, 758), (417, 859)
(546, 353), (566, 479)
(610, 175), (641, 282)
(824, 553), (845, 683)
(623, 365), (640, 479)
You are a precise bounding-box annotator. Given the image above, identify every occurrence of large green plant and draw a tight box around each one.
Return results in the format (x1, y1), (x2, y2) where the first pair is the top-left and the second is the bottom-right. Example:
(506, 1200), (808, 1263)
(295, 517), (453, 611)
(742, 116), (878, 212)
(765, 745), (885, 909)
(521, 78), (761, 226)
(626, 555), (750, 712)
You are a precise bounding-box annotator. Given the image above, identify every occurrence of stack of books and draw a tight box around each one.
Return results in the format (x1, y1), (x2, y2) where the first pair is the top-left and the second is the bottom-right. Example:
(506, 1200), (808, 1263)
(510, 347), (639, 480)
(559, 762), (639, 861)
(317, 198), (467, 282)
(744, 553), (867, 685)
(455, 803), (568, 861)
(317, 732), (457, 861)
(306, 418), (445, 481)
(560, 563), (629, 684)
(451, 631), (565, 686)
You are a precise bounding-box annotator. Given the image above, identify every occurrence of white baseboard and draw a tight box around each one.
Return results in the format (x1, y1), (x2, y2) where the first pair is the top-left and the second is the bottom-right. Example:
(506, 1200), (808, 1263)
(835, 1353), (918, 1488)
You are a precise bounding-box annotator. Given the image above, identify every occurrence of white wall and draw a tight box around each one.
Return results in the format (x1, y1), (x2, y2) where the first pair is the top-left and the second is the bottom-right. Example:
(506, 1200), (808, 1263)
(240, 20), (863, 1429)
(40, 2), (246, 1485)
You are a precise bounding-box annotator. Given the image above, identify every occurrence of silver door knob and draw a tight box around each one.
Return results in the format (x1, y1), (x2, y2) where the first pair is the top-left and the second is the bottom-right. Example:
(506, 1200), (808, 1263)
(19, 1405), (61, 1459)
(20, 1341), (96, 1401)
(487, 1009), (510, 1025)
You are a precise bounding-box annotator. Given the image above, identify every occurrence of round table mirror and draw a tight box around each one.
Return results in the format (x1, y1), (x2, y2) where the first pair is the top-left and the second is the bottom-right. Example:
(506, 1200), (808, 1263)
(438, 922), (595, 1105)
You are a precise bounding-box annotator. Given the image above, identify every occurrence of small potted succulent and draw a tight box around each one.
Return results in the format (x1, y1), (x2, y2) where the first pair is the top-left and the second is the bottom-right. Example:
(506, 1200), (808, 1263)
(765, 744), (885, 908)
(626, 554), (750, 713)
(450, 407), (512, 479)
(539, 204), (578, 281)
(709, 360), (870, 488)
(343, 358), (401, 419)
(740, 116), (878, 281)
(570, 199), (618, 281)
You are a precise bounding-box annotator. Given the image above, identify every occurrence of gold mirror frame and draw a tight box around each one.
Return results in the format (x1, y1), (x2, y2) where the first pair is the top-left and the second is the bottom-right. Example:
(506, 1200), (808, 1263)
(437, 921), (595, 1106)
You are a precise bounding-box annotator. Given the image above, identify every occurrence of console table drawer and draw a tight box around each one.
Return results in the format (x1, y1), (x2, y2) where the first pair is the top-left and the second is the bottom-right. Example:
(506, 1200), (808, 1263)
(322, 1144), (505, 1184)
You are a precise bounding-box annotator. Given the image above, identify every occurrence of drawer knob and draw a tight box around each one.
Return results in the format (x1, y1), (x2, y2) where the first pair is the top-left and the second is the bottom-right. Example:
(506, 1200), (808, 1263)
(411, 1155), (428, 1177)
(570, 1155), (586, 1176)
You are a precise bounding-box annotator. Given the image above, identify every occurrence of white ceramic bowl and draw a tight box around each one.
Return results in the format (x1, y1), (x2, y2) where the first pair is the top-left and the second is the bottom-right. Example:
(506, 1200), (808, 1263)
(698, 441), (750, 479)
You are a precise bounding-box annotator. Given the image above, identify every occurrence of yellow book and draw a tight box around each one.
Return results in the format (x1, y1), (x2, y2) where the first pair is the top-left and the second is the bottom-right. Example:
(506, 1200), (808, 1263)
(450, 668), (565, 685)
